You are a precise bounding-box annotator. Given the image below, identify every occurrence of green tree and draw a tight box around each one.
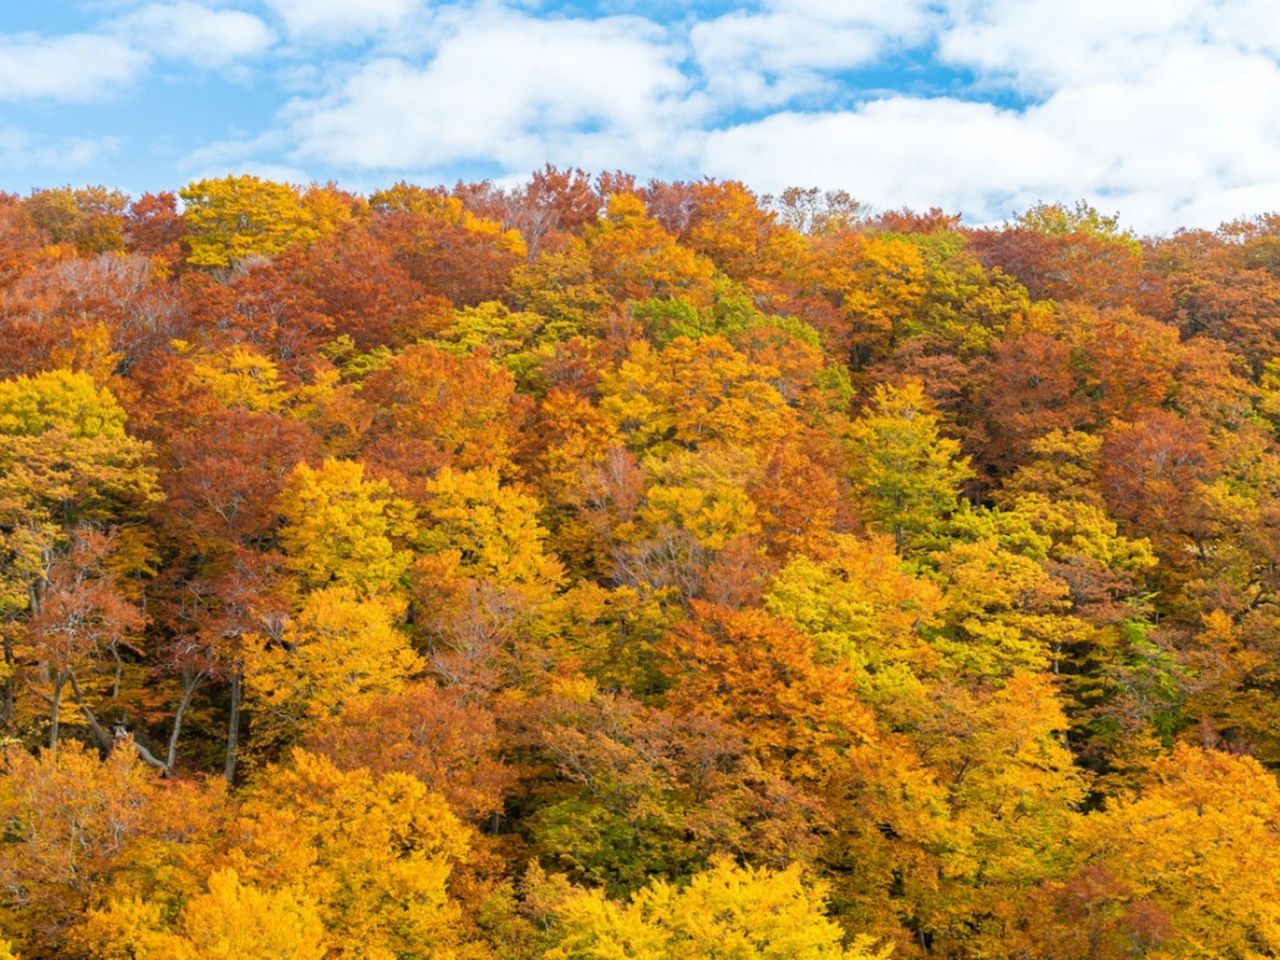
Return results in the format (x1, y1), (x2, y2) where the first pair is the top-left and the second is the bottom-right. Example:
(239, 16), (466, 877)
(849, 379), (973, 553)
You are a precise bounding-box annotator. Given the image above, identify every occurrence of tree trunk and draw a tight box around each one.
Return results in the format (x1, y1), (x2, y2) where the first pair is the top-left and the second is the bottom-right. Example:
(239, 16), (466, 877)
(224, 671), (242, 783)
(70, 672), (117, 755)
(48, 672), (65, 750)
(165, 670), (205, 774)
(1, 633), (14, 728)
(110, 643), (123, 699)
(68, 671), (167, 770)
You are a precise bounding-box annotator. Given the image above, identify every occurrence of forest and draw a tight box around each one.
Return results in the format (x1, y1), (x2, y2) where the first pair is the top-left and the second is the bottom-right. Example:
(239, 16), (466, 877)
(0, 170), (1278, 959)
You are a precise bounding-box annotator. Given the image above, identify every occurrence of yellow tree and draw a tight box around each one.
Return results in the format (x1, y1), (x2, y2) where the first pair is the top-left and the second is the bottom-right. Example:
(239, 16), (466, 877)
(276, 458), (414, 596)
(583, 193), (717, 307)
(77, 869), (327, 960)
(912, 672), (1086, 955)
(184, 344), (288, 412)
(0, 367), (128, 437)
(228, 750), (485, 960)
(543, 857), (890, 960)
(418, 467), (564, 594)
(1029, 743), (1280, 959)
(244, 586), (422, 754)
(764, 533), (944, 717)
(599, 335), (796, 456)
(412, 467), (565, 688)
(809, 231), (927, 366)
(849, 380), (973, 554)
(931, 534), (1080, 678)
(639, 446), (761, 552)
(180, 175), (321, 268)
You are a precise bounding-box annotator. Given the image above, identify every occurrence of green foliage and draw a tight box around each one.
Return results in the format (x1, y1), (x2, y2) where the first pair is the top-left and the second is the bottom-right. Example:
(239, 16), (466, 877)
(0, 369), (128, 438)
(1014, 199), (1137, 247)
(849, 380), (973, 554)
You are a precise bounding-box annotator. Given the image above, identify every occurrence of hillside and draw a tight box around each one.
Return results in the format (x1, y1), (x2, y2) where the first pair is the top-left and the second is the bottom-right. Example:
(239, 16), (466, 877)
(1, 174), (1279, 958)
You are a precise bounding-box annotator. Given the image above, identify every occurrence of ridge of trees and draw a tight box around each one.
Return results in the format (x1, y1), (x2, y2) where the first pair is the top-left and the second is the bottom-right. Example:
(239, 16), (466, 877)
(0, 170), (1279, 958)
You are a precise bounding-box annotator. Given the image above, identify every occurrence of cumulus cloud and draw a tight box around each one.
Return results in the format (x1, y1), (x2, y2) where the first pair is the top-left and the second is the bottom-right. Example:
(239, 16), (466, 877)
(5, 0), (1280, 232)
(259, 0), (1280, 231)
(0, 33), (145, 102)
(692, 0), (938, 108)
(0, 3), (274, 104)
(704, 35), (1280, 233)
(262, 0), (422, 41)
(0, 126), (122, 170)
(287, 8), (702, 174)
(923, 0), (1280, 228)
(703, 99), (1078, 222)
(119, 2), (276, 67)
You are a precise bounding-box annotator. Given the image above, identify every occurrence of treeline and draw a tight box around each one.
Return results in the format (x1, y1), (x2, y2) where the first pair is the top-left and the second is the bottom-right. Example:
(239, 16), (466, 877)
(0, 170), (1279, 958)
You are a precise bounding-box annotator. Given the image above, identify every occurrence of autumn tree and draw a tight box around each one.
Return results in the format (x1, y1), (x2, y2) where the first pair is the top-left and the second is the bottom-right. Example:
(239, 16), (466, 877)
(1028, 744), (1280, 959)
(849, 379), (973, 553)
(276, 458), (414, 596)
(306, 680), (514, 821)
(25, 186), (128, 255)
(369, 181), (525, 304)
(79, 868), (326, 960)
(228, 750), (487, 959)
(123, 190), (186, 265)
(0, 742), (224, 958)
(180, 176), (322, 268)
(764, 533), (944, 717)
(26, 529), (145, 749)
(541, 858), (889, 960)
(243, 587), (421, 756)
(0, 370), (158, 734)
(357, 341), (524, 498)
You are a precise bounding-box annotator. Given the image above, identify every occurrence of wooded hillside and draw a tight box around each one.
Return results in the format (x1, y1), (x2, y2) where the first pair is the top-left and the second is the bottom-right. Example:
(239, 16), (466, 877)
(1, 172), (1278, 959)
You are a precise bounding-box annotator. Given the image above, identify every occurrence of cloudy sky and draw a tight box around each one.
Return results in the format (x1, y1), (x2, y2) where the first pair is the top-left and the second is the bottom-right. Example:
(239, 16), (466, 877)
(3, 0), (1279, 232)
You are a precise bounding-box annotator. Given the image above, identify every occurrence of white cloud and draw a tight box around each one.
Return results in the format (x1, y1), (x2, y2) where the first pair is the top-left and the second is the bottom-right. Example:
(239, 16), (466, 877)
(938, 0), (1280, 93)
(269, 0), (1280, 231)
(692, 0), (937, 108)
(4, 0), (1280, 233)
(0, 4), (274, 104)
(120, 2), (276, 67)
(126, 0), (1280, 231)
(287, 8), (702, 174)
(703, 31), (1280, 235)
(703, 99), (1079, 223)
(919, 0), (1280, 228)
(0, 33), (145, 102)
(263, 0), (421, 41)
(0, 126), (122, 172)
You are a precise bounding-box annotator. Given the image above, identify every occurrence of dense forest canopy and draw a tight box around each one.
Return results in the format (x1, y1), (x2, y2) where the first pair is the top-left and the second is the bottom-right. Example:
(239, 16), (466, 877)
(2, 171), (1280, 958)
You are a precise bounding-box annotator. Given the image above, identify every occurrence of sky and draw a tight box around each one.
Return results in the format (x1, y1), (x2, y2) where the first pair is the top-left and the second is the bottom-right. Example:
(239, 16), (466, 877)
(2, 0), (1280, 233)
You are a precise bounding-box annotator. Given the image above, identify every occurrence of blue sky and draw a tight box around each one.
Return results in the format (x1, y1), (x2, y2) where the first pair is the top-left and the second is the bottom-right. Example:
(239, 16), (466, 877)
(3, 0), (1280, 232)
